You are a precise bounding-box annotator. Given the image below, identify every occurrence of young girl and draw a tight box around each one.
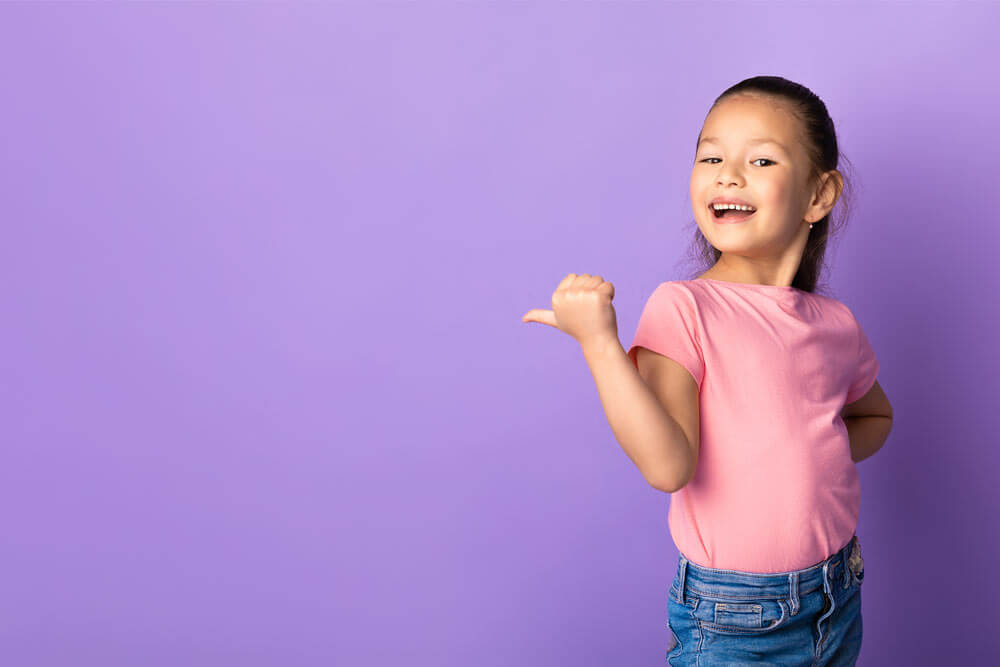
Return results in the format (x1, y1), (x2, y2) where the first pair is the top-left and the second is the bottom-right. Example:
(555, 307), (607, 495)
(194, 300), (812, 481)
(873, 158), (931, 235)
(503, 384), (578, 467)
(521, 76), (893, 665)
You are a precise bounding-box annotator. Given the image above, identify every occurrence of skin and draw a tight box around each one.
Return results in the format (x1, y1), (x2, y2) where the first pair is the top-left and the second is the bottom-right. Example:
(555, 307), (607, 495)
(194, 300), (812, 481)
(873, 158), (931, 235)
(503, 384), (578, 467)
(691, 93), (840, 287)
(523, 93), (892, 491)
(691, 93), (892, 444)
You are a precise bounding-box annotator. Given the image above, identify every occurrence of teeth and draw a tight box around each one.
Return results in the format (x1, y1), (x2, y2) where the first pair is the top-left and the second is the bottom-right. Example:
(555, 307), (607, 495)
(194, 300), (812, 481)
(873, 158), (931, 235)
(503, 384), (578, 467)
(712, 203), (756, 212)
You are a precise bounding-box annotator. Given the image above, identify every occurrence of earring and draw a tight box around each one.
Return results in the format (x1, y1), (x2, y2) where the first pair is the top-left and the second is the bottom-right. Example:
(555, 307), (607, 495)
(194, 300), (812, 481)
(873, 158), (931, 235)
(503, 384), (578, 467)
(809, 223), (814, 230)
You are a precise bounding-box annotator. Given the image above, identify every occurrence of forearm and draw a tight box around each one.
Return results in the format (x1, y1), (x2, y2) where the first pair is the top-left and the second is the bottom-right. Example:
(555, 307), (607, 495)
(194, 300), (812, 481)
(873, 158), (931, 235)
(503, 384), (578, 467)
(843, 415), (892, 463)
(579, 336), (692, 492)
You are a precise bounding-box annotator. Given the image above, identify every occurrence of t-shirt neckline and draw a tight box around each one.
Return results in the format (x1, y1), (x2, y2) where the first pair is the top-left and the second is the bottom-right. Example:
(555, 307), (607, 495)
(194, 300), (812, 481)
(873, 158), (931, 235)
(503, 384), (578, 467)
(694, 277), (801, 292)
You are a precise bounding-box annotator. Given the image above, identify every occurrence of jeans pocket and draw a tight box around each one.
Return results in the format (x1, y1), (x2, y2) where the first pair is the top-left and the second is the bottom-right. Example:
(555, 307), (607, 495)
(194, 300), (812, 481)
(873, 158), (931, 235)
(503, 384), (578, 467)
(690, 596), (790, 636)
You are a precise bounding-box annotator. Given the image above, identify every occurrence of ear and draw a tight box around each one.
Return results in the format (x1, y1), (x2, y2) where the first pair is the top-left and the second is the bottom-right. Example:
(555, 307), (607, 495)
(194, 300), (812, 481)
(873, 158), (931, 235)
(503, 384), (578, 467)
(806, 169), (843, 223)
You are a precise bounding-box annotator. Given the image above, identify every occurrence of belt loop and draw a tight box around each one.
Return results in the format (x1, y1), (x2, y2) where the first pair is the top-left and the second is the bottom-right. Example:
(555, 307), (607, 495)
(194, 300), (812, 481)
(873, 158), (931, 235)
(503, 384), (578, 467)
(676, 554), (688, 604)
(788, 571), (800, 616)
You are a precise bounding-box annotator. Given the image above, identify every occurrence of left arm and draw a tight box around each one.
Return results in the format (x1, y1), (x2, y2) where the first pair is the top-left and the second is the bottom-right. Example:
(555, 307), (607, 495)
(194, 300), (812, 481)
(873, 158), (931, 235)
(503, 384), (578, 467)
(840, 380), (893, 463)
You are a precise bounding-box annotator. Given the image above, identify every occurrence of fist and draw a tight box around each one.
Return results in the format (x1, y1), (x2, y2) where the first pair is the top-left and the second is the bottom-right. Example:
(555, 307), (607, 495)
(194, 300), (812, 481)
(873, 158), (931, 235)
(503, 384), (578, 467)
(522, 273), (619, 347)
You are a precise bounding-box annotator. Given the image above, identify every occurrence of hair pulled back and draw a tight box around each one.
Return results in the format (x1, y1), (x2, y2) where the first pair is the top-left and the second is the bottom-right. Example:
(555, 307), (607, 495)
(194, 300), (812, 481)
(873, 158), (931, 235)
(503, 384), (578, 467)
(682, 76), (857, 294)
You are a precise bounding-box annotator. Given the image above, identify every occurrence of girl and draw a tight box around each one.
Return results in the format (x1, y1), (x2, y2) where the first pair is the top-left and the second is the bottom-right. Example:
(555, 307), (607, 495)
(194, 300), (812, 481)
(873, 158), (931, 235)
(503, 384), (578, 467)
(521, 76), (893, 665)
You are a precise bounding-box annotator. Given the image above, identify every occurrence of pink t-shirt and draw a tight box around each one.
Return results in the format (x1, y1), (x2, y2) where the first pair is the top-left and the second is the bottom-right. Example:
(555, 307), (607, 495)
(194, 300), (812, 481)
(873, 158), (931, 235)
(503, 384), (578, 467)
(627, 278), (880, 574)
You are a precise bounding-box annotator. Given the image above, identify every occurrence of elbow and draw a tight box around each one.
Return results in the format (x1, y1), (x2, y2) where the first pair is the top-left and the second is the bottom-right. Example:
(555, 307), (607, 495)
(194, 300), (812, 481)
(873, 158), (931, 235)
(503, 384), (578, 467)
(648, 458), (694, 494)
(651, 479), (681, 494)
(648, 475), (672, 494)
(649, 478), (675, 494)
(651, 473), (691, 495)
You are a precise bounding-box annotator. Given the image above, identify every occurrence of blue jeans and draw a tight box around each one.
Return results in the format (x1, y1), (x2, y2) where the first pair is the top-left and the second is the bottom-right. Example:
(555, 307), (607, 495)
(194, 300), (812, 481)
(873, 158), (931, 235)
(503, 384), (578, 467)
(666, 535), (864, 666)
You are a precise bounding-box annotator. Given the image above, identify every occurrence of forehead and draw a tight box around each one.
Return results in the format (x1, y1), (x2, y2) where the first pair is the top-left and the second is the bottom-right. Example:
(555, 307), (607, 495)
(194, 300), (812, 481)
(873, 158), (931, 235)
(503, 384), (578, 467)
(698, 95), (800, 153)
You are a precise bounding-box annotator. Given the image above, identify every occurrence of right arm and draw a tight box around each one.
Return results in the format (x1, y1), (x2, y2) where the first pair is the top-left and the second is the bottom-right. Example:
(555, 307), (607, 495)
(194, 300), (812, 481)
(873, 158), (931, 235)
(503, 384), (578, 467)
(580, 336), (700, 493)
(521, 274), (700, 492)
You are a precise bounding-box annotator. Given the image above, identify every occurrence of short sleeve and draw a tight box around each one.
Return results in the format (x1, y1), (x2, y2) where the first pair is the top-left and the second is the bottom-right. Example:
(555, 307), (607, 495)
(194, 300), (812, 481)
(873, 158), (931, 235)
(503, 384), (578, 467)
(626, 282), (705, 389)
(845, 316), (879, 404)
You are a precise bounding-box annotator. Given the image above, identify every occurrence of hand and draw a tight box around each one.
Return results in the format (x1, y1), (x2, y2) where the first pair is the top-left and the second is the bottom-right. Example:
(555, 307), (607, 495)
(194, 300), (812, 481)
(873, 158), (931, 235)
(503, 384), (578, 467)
(522, 273), (619, 348)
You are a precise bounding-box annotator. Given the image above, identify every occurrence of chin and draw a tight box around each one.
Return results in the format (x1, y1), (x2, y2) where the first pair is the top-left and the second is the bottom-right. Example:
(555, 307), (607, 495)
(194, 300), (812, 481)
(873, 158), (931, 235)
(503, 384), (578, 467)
(708, 241), (757, 254)
(699, 228), (756, 253)
(699, 218), (770, 249)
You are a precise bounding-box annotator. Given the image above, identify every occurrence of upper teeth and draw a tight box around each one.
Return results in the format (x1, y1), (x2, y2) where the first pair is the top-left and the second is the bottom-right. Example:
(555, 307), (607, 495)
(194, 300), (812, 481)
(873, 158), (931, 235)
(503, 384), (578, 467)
(712, 203), (756, 211)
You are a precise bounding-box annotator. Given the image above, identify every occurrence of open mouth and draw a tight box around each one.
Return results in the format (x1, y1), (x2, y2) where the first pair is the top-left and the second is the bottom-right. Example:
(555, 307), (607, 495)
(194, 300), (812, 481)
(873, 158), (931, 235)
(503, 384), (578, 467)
(710, 205), (756, 223)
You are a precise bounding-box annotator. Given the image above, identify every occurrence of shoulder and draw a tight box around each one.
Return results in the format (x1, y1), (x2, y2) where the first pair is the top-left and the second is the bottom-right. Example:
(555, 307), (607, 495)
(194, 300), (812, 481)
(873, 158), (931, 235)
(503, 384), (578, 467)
(652, 279), (696, 293)
(812, 297), (870, 355)
(648, 279), (703, 302)
(639, 280), (704, 316)
(810, 292), (857, 324)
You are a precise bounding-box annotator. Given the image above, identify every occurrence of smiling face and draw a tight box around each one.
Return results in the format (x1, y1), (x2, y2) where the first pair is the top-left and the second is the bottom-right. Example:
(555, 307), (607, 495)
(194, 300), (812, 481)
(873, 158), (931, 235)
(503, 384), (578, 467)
(690, 93), (839, 267)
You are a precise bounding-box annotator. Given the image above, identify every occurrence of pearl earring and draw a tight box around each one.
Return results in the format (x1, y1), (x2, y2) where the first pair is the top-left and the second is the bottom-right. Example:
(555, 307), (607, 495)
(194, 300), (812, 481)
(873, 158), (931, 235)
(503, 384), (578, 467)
(809, 223), (814, 230)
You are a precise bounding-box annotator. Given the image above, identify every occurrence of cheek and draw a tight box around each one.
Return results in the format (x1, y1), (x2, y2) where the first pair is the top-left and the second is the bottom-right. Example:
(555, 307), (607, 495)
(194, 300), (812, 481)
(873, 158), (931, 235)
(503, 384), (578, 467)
(690, 174), (709, 214)
(757, 177), (795, 210)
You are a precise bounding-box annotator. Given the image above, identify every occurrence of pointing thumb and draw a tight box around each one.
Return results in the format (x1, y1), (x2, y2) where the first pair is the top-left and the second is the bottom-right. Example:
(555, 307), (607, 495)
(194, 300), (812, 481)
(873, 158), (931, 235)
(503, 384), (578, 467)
(522, 309), (558, 328)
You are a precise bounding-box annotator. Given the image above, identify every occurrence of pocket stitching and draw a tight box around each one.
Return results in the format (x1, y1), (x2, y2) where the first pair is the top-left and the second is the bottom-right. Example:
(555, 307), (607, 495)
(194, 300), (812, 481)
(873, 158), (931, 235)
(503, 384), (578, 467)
(713, 601), (762, 628)
(697, 598), (789, 635)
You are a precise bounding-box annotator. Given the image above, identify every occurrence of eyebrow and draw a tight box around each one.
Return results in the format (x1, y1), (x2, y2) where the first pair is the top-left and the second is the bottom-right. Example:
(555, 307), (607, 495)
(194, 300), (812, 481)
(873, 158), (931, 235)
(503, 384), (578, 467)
(697, 136), (789, 152)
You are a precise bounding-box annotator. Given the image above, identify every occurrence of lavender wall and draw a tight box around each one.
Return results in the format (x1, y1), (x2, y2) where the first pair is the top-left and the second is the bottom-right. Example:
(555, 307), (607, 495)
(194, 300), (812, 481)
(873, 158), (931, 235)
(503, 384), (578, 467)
(3, 2), (997, 665)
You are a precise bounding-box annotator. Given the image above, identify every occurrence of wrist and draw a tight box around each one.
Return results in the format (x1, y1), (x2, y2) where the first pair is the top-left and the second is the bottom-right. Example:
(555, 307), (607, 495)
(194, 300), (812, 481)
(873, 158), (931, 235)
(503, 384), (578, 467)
(580, 334), (622, 360)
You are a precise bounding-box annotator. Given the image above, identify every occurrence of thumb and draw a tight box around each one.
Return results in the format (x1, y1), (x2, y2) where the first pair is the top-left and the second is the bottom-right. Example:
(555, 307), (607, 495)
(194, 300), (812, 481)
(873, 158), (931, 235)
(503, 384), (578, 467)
(522, 309), (559, 328)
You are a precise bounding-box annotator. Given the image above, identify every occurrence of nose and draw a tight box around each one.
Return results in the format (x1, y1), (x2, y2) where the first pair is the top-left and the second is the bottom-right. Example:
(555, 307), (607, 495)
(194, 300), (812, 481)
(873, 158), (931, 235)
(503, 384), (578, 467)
(716, 167), (744, 187)
(715, 160), (745, 186)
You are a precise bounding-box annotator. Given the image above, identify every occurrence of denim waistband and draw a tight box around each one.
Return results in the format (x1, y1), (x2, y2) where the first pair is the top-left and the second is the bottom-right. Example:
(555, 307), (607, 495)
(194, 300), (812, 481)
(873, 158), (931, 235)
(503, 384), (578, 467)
(672, 535), (859, 616)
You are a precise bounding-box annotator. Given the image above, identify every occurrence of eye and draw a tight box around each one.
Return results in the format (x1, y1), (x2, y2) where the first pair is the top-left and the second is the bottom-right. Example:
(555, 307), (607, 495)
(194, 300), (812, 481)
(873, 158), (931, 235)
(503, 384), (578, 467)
(698, 158), (776, 166)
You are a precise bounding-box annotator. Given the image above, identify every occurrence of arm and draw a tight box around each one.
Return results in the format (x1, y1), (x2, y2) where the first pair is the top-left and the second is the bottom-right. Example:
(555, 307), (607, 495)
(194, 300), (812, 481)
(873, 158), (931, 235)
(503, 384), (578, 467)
(580, 336), (699, 493)
(840, 380), (893, 463)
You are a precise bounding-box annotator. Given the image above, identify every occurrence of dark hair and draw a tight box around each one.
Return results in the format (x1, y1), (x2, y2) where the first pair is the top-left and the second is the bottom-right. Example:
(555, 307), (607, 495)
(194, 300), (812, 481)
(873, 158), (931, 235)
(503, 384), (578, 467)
(679, 76), (857, 295)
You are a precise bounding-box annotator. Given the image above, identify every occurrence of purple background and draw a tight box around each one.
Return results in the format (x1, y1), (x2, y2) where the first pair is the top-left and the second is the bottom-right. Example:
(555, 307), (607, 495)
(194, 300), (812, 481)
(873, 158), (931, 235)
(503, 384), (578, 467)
(3, 2), (997, 665)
